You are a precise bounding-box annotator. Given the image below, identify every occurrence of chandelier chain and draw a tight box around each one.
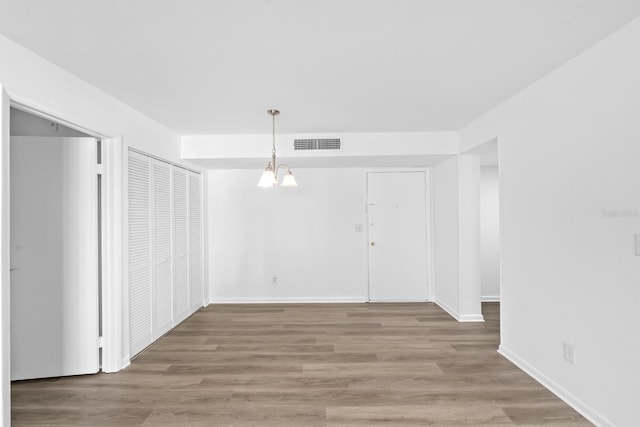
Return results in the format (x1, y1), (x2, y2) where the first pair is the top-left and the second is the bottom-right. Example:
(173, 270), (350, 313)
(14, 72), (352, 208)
(258, 108), (296, 187)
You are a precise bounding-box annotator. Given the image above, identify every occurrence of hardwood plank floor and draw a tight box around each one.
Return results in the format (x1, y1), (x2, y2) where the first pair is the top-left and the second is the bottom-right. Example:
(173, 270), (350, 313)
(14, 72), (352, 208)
(12, 303), (591, 426)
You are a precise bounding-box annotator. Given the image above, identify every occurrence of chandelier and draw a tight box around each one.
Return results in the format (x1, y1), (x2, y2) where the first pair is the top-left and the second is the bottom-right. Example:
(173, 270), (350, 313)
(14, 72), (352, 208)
(257, 109), (297, 188)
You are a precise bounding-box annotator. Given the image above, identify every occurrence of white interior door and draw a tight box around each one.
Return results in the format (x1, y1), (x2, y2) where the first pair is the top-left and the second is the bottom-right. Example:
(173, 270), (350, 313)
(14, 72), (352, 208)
(367, 171), (428, 301)
(188, 172), (203, 313)
(152, 160), (173, 337)
(172, 167), (189, 323)
(10, 136), (99, 380)
(128, 150), (153, 357)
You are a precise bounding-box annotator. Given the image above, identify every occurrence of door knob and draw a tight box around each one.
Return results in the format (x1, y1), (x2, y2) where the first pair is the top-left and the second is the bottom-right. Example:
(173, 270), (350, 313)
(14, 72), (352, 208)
(10, 267), (18, 272)
(370, 242), (375, 246)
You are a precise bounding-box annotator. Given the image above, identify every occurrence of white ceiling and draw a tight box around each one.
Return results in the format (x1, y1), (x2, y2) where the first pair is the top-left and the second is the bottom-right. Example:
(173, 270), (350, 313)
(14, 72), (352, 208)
(1, 0), (640, 136)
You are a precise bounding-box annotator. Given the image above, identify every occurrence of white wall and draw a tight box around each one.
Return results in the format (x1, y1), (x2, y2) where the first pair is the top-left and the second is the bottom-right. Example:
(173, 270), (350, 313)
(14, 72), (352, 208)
(0, 33), (205, 417)
(432, 155), (484, 322)
(0, 35), (188, 163)
(457, 155), (482, 321)
(208, 168), (368, 302)
(184, 132), (458, 159)
(461, 16), (640, 427)
(480, 166), (500, 300)
(432, 157), (460, 316)
(183, 132), (459, 170)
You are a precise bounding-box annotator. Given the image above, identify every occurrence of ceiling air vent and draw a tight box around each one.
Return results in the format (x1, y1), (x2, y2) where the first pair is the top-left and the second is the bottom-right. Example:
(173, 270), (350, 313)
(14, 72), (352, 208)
(294, 138), (342, 151)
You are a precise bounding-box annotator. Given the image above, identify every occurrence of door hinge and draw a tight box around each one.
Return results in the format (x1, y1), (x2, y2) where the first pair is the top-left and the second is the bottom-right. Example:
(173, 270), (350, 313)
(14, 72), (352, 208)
(98, 336), (104, 348)
(97, 164), (104, 175)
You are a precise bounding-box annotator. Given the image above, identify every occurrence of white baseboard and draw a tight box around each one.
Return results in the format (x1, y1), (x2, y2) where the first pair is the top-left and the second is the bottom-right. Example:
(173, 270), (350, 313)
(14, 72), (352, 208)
(120, 357), (130, 371)
(498, 345), (613, 427)
(434, 298), (461, 320)
(481, 295), (501, 302)
(209, 297), (367, 304)
(459, 313), (485, 322)
(434, 299), (484, 322)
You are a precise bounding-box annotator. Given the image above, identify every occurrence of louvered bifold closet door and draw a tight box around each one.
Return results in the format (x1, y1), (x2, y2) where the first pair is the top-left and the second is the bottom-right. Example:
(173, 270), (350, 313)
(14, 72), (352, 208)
(172, 166), (190, 323)
(128, 151), (153, 356)
(188, 172), (203, 312)
(152, 160), (173, 337)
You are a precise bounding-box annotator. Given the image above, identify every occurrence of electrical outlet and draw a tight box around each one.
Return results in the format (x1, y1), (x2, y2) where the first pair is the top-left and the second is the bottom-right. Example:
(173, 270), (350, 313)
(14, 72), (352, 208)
(563, 342), (576, 365)
(271, 276), (278, 285)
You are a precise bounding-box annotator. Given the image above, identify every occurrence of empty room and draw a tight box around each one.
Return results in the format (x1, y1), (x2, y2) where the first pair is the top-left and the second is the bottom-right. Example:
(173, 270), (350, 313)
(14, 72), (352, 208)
(1, 1), (639, 426)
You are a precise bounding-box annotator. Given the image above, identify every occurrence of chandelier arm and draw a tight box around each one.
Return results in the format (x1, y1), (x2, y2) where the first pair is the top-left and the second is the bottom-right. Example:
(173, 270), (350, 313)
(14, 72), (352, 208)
(274, 163), (292, 179)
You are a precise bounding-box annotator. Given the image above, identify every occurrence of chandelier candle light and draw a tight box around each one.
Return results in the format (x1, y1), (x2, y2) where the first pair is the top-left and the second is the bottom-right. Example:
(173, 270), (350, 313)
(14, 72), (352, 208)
(257, 109), (298, 188)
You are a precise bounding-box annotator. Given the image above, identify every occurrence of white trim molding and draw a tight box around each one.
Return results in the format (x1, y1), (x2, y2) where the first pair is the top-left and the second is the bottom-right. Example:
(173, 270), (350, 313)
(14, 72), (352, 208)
(459, 314), (485, 322)
(100, 136), (125, 373)
(210, 297), (367, 304)
(0, 86), (12, 427)
(435, 298), (484, 322)
(434, 298), (461, 321)
(481, 295), (501, 302)
(498, 345), (614, 427)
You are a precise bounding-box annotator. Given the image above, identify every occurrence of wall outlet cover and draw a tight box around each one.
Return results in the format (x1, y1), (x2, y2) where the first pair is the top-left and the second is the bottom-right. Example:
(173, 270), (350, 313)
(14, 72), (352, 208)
(563, 342), (576, 365)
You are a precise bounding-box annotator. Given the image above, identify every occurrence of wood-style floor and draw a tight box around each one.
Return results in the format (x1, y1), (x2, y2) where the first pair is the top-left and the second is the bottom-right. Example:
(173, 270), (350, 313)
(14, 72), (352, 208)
(12, 302), (591, 426)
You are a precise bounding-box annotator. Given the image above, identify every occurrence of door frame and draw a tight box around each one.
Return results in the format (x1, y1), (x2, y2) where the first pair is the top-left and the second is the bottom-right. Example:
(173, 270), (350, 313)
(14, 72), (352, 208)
(1, 86), (11, 427)
(0, 95), (124, 390)
(363, 167), (434, 302)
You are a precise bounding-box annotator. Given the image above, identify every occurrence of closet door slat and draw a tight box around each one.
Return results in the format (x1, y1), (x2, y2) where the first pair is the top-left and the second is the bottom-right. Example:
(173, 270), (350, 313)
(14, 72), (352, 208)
(128, 151), (153, 356)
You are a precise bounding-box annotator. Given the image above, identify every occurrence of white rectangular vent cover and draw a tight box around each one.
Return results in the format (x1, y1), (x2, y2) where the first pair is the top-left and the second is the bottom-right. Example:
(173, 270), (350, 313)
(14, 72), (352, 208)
(294, 138), (342, 151)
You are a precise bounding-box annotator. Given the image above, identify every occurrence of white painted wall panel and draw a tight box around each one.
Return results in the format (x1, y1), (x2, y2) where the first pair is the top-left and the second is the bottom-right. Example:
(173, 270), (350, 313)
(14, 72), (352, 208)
(461, 16), (640, 426)
(457, 155), (482, 321)
(208, 168), (368, 303)
(432, 157), (461, 317)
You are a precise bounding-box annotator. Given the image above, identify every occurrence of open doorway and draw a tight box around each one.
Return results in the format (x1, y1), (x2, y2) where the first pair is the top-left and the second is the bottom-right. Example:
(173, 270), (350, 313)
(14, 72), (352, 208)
(9, 108), (101, 380)
(480, 156), (500, 302)
(464, 139), (501, 312)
